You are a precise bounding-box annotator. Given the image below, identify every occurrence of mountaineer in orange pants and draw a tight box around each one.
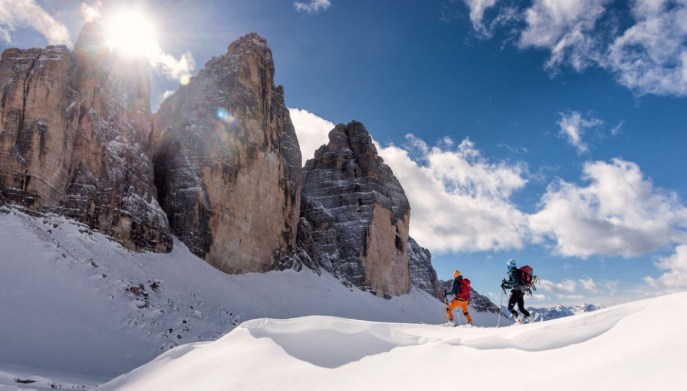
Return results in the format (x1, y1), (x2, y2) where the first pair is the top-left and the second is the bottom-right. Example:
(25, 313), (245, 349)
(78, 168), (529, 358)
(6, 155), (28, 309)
(445, 270), (473, 326)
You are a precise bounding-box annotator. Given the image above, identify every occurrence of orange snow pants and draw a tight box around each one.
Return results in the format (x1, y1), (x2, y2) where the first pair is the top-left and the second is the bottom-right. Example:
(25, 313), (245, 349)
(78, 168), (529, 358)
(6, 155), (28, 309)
(447, 299), (473, 324)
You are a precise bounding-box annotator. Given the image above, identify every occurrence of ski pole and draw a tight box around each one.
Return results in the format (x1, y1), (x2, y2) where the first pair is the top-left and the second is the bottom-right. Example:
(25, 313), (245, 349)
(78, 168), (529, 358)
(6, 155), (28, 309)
(496, 287), (505, 328)
(443, 292), (451, 324)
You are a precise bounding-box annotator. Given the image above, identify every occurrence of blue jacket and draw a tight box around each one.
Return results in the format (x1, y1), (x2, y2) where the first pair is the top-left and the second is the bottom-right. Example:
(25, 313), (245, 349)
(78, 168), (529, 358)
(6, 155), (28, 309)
(447, 276), (464, 296)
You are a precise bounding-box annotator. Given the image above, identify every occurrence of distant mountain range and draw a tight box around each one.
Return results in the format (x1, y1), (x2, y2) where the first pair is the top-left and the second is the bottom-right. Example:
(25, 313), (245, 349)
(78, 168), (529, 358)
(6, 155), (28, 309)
(527, 303), (604, 322)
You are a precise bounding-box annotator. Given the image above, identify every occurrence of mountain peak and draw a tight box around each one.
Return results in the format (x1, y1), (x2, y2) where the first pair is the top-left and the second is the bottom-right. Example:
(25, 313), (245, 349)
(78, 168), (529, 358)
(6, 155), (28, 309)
(74, 22), (106, 55)
(299, 120), (412, 297)
(229, 32), (269, 51)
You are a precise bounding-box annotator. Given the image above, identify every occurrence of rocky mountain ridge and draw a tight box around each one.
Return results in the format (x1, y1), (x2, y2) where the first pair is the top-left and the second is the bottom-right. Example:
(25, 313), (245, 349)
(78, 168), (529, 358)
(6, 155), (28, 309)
(298, 121), (412, 298)
(0, 25), (447, 300)
(152, 32), (301, 274)
(0, 23), (171, 252)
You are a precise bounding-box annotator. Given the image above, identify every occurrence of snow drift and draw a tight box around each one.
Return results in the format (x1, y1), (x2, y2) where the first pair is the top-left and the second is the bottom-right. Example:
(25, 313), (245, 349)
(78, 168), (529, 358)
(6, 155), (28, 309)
(0, 206), (501, 388)
(100, 292), (687, 391)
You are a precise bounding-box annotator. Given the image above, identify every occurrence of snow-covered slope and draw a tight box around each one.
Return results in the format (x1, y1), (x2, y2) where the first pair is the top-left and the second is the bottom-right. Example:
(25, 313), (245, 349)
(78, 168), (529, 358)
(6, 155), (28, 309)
(2, 206), (685, 390)
(99, 291), (687, 391)
(0, 206), (504, 389)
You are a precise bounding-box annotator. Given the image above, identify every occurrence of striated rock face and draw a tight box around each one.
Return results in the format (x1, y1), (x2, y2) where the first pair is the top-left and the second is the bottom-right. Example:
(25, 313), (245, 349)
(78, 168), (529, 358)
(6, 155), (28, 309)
(298, 121), (411, 297)
(0, 23), (171, 252)
(152, 33), (302, 273)
(0, 46), (75, 208)
(408, 237), (444, 299)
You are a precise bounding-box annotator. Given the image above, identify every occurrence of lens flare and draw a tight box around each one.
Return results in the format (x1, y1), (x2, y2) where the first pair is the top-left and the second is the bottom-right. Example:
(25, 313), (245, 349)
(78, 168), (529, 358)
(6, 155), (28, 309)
(216, 108), (236, 124)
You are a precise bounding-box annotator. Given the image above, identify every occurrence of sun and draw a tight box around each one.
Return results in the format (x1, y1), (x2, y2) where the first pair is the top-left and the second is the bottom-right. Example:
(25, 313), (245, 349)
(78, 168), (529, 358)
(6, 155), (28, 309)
(105, 10), (158, 58)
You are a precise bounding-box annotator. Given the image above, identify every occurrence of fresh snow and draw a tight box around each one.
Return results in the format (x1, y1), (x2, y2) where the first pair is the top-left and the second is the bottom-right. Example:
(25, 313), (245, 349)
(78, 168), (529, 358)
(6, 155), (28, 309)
(100, 292), (687, 391)
(0, 206), (498, 389)
(1, 206), (684, 390)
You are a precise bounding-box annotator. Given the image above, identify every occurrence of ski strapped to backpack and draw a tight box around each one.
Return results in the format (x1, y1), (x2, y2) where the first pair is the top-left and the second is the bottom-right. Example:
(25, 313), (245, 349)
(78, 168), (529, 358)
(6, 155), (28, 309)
(519, 265), (538, 295)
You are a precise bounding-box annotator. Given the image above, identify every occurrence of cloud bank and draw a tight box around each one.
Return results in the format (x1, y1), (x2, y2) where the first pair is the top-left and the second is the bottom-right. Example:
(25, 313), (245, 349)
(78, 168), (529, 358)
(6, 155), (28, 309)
(536, 277), (619, 301)
(0, 0), (71, 45)
(645, 245), (687, 291)
(291, 109), (687, 265)
(379, 136), (530, 252)
(530, 159), (687, 258)
(462, 0), (687, 96)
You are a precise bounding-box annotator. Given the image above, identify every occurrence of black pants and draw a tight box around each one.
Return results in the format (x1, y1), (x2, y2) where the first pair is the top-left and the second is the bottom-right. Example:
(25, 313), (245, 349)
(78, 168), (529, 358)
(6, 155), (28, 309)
(508, 289), (531, 317)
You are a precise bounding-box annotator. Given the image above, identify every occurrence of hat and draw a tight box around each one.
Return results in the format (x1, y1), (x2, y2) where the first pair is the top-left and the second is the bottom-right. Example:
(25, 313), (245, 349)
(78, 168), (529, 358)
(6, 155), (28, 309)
(454, 270), (461, 278)
(507, 259), (517, 268)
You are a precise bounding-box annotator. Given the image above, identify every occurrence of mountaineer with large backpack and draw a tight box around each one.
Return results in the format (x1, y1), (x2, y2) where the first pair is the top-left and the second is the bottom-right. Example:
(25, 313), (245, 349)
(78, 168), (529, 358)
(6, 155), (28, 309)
(445, 270), (473, 326)
(501, 259), (536, 324)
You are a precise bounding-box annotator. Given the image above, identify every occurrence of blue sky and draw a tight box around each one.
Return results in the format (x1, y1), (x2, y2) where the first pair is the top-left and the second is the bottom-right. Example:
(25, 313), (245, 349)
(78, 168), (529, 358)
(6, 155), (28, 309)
(2, 0), (687, 307)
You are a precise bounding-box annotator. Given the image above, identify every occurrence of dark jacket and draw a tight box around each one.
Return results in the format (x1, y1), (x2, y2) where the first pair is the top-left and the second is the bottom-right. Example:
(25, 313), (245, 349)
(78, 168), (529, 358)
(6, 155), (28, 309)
(448, 275), (464, 296)
(504, 268), (522, 290)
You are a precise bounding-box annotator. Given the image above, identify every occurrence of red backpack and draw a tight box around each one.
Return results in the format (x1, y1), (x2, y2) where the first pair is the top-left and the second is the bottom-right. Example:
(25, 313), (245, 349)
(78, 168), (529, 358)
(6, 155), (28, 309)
(519, 266), (534, 288)
(458, 278), (471, 301)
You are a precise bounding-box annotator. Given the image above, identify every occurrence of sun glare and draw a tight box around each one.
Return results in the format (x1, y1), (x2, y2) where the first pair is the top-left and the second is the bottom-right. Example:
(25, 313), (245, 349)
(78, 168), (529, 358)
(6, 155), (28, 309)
(105, 11), (158, 58)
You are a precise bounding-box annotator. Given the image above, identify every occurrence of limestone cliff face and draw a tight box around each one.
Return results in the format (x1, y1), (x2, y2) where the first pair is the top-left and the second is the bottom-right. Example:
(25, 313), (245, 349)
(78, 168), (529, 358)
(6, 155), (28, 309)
(0, 46), (75, 208)
(298, 121), (411, 297)
(408, 237), (444, 299)
(0, 23), (171, 252)
(152, 33), (302, 273)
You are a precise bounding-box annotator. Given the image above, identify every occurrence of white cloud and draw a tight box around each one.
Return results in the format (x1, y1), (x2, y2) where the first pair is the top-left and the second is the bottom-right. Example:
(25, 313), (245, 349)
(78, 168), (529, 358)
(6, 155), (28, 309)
(377, 136), (530, 253)
(610, 121), (624, 136)
(604, 0), (687, 96)
(529, 159), (687, 258)
(466, 0), (687, 96)
(148, 50), (195, 82)
(529, 293), (548, 302)
(578, 277), (597, 291)
(557, 111), (603, 154)
(289, 108), (334, 164)
(537, 277), (618, 300)
(518, 0), (609, 71)
(294, 0), (332, 14)
(81, 1), (101, 23)
(161, 89), (175, 101)
(645, 245), (687, 291)
(462, 0), (499, 36)
(538, 278), (577, 294)
(0, 0), (71, 45)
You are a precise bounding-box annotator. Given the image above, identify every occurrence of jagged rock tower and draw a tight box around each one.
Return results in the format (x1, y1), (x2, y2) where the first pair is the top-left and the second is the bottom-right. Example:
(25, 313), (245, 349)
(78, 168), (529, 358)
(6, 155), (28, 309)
(152, 33), (302, 273)
(0, 23), (171, 252)
(298, 121), (411, 297)
(408, 237), (444, 299)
